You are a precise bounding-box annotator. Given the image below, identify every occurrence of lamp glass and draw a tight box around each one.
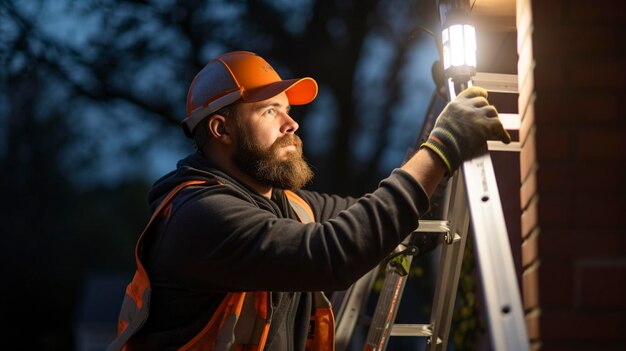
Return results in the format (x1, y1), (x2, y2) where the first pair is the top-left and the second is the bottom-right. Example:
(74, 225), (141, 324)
(442, 23), (477, 72)
(463, 24), (476, 68)
(442, 27), (450, 69)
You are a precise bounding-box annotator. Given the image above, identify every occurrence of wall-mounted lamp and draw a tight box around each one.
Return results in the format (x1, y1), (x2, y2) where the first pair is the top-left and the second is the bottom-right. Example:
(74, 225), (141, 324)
(442, 7), (476, 82)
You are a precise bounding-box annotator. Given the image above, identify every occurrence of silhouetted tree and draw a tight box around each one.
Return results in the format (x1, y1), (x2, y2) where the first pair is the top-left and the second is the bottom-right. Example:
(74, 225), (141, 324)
(0, 0), (441, 349)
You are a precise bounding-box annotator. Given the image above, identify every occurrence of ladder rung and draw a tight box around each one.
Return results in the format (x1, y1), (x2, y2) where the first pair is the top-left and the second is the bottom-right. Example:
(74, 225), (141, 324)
(499, 113), (520, 130)
(390, 324), (432, 337)
(487, 141), (521, 152)
(474, 72), (518, 94)
(487, 113), (520, 152)
(415, 220), (449, 233)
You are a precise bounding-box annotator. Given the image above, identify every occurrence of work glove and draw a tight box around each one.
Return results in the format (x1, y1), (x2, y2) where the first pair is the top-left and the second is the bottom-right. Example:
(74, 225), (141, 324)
(421, 86), (511, 175)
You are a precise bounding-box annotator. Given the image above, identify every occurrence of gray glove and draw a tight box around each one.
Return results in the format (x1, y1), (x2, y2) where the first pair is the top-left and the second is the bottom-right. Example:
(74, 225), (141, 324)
(421, 86), (511, 175)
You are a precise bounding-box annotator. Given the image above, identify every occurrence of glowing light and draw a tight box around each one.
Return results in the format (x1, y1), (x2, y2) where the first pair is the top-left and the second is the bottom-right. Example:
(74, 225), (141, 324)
(442, 13), (476, 79)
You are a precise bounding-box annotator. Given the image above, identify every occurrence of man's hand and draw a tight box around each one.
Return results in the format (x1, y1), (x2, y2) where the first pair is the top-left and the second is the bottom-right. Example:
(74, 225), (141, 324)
(420, 86), (511, 175)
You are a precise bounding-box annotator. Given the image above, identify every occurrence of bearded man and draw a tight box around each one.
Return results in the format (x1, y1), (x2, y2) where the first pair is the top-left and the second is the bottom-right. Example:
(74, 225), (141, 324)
(108, 51), (510, 351)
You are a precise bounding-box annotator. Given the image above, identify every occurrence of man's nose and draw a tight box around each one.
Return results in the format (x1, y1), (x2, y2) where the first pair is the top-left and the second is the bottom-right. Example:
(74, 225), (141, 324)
(280, 113), (299, 134)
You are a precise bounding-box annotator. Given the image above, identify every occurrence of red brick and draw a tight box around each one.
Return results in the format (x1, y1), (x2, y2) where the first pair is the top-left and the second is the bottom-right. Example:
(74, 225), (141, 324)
(577, 262), (626, 308)
(537, 193), (573, 227)
(533, 92), (569, 126)
(520, 128), (537, 182)
(533, 61), (566, 90)
(524, 261), (540, 310)
(533, 92), (619, 126)
(521, 197), (539, 239)
(526, 309), (542, 341)
(574, 195), (626, 226)
(536, 163), (570, 194)
(518, 31), (534, 89)
(522, 229), (539, 268)
(575, 95), (619, 124)
(567, 58), (626, 90)
(570, 0), (626, 24)
(537, 162), (623, 195)
(538, 259), (575, 307)
(519, 100), (535, 147)
(542, 341), (626, 351)
(538, 228), (626, 260)
(517, 0), (531, 25)
(575, 128), (626, 160)
(530, 0), (564, 26)
(517, 0), (533, 55)
(541, 309), (626, 341)
(586, 231), (626, 258)
(535, 128), (570, 161)
(533, 26), (618, 59)
(520, 169), (536, 210)
(517, 44), (534, 98)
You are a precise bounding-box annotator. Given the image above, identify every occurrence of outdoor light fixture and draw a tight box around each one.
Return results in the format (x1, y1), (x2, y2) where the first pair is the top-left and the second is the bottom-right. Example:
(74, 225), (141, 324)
(438, 0), (476, 98)
(441, 6), (476, 83)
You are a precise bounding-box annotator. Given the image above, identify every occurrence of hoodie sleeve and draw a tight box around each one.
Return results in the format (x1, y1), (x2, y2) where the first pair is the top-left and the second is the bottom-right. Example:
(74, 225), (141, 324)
(294, 189), (358, 222)
(154, 169), (430, 292)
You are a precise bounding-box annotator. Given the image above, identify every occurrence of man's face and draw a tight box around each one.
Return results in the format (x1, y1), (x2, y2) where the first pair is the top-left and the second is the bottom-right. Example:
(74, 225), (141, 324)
(232, 92), (313, 190)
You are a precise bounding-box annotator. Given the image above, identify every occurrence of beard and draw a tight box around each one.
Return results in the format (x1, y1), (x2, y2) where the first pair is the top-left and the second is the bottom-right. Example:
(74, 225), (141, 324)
(233, 130), (314, 190)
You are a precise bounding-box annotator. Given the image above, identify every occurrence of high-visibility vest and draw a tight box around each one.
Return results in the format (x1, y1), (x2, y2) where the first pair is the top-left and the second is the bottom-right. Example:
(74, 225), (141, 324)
(107, 180), (335, 351)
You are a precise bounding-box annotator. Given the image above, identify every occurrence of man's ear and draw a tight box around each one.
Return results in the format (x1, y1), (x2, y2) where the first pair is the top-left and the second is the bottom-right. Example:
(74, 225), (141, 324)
(207, 114), (232, 145)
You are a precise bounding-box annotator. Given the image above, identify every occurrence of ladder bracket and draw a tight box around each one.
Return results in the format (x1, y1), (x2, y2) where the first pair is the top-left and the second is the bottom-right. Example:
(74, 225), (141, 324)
(386, 246), (418, 276)
(444, 232), (461, 245)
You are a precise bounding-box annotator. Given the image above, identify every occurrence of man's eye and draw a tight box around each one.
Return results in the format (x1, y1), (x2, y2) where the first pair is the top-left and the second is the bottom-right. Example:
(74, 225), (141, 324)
(265, 108), (277, 117)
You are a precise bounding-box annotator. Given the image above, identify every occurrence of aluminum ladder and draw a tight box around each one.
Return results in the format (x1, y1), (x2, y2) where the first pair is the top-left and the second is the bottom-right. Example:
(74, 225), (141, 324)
(333, 72), (529, 351)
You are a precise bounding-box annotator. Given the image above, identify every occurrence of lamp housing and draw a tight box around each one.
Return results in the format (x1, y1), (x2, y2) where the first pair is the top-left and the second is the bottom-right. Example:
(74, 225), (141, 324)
(441, 8), (476, 81)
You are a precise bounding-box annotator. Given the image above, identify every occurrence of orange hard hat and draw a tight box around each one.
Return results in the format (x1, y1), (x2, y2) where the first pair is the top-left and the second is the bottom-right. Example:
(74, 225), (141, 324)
(182, 51), (318, 137)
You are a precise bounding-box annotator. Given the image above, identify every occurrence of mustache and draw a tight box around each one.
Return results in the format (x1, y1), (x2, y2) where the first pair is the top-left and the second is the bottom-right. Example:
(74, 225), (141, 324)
(274, 134), (302, 149)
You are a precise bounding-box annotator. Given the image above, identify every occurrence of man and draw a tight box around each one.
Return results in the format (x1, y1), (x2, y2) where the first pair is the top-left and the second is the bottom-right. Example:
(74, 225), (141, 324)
(108, 51), (510, 351)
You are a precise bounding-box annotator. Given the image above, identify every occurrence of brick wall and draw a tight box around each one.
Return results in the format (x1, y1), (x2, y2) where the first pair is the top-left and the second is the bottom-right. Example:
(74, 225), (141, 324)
(517, 0), (626, 350)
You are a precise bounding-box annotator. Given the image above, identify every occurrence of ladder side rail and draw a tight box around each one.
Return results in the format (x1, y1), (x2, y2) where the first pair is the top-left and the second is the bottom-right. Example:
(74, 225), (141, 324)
(427, 171), (470, 351)
(462, 154), (530, 351)
(468, 73), (530, 350)
(443, 76), (528, 350)
(334, 268), (379, 351)
(363, 252), (415, 351)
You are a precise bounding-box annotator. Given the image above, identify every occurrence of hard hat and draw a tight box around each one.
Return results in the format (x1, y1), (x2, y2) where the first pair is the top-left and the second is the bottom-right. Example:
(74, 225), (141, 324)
(182, 51), (318, 137)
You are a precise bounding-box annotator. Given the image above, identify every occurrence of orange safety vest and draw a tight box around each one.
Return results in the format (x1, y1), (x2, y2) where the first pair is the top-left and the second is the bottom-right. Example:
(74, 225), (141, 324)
(107, 180), (335, 351)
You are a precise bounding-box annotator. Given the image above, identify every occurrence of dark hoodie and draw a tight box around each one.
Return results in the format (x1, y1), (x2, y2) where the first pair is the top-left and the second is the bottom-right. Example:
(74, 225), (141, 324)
(127, 151), (430, 350)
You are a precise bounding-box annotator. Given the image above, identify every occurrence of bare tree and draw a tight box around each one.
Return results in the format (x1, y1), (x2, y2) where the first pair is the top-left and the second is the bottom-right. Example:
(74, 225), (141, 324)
(0, 0), (440, 348)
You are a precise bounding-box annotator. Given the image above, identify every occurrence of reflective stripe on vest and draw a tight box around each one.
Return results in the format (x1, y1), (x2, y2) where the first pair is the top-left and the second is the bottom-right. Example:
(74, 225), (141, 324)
(284, 190), (315, 224)
(179, 291), (271, 351)
(306, 292), (335, 351)
(285, 191), (335, 351)
(108, 184), (334, 351)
